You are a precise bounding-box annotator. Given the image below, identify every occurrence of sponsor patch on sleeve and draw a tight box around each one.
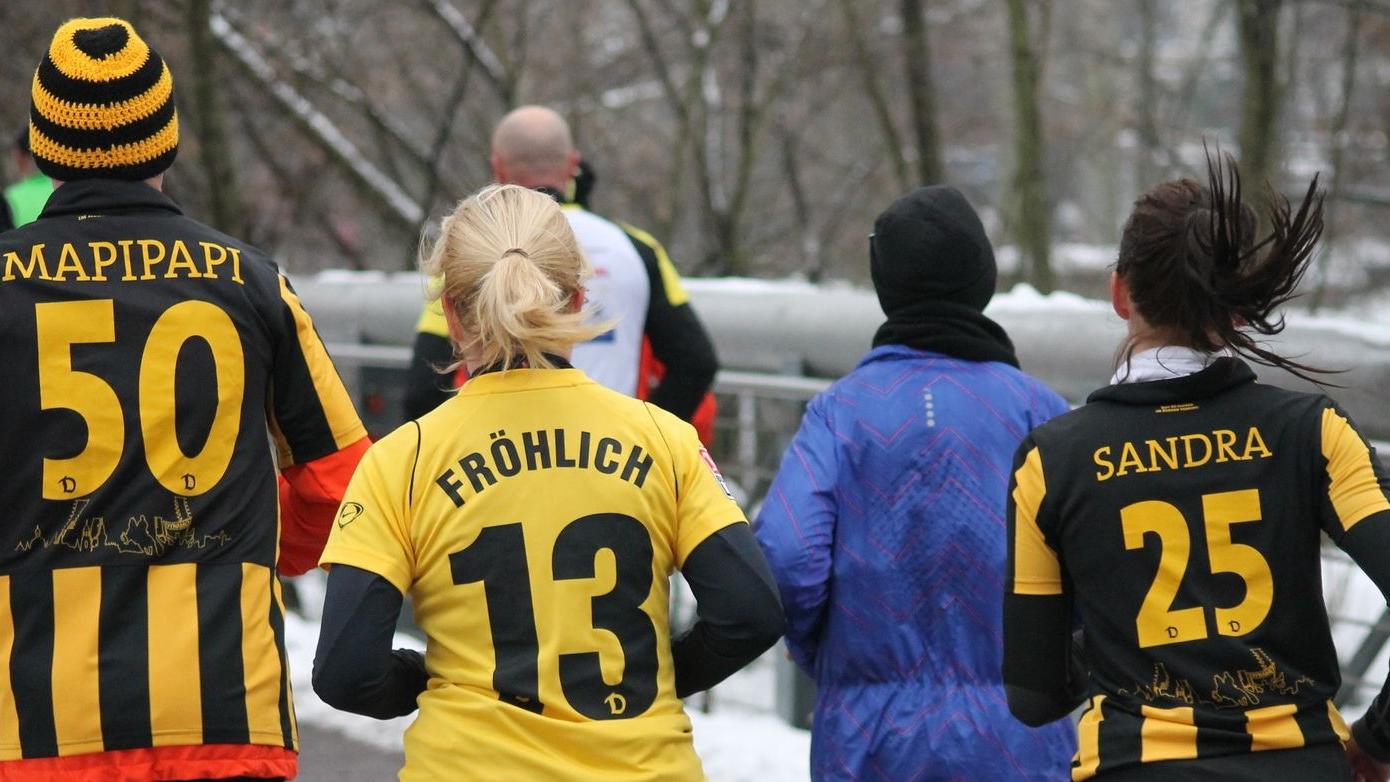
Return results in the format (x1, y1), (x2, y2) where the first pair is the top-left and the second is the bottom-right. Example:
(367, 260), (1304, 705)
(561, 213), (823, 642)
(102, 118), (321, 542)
(337, 501), (365, 528)
(699, 446), (734, 499)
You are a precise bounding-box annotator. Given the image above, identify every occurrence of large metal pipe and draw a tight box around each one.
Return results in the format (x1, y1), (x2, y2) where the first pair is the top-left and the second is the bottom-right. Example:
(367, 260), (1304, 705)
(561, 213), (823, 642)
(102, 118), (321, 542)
(293, 273), (1390, 437)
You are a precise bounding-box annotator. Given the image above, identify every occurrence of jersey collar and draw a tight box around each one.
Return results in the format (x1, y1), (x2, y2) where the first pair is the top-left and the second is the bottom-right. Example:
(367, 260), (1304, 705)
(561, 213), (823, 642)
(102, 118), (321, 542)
(40, 179), (183, 220)
(472, 354), (573, 375)
(460, 366), (592, 395)
(1087, 357), (1257, 406)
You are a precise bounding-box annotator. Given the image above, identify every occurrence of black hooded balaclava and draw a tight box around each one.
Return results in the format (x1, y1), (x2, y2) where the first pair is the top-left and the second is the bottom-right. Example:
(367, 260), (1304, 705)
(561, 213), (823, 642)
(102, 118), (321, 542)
(869, 186), (1019, 367)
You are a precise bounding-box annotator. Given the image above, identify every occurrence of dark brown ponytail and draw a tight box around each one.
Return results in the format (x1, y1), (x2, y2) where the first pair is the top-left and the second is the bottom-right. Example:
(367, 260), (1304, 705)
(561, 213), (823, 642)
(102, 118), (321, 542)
(1116, 149), (1331, 383)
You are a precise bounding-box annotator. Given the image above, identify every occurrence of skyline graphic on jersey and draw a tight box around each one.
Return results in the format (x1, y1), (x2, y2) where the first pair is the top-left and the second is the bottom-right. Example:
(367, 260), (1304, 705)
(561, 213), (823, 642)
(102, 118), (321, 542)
(15, 496), (231, 556)
(1122, 648), (1315, 709)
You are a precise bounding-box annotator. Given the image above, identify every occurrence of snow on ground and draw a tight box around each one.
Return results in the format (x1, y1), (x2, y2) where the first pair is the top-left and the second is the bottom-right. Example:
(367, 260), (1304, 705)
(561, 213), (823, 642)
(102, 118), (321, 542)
(688, 708), (810, 782)
(994, 243), (1118, 276)
(282, 602), (811, 781)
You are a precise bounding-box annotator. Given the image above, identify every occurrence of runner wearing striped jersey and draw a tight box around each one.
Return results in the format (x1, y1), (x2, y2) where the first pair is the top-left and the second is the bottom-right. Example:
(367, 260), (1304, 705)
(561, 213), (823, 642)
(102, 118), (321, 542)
(1005, 153), (1390, 781)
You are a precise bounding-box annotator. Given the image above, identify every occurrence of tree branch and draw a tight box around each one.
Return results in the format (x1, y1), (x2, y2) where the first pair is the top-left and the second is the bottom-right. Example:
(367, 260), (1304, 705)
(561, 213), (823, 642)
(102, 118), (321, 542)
(418, 0), (513, 105)
(210, 12), (425, 229)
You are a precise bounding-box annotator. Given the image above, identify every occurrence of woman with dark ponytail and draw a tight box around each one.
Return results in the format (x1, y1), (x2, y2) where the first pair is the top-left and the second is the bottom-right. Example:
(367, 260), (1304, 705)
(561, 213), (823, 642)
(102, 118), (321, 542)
(1003, 153), (1390, 781)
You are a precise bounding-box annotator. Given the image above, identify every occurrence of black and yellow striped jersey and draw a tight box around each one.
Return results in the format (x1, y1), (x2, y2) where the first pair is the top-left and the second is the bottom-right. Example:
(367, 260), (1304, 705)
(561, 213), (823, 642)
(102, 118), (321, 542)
(321, 365), (743, 780)
(1007, 358), (1389, 780)
(0, 180), (365, 769)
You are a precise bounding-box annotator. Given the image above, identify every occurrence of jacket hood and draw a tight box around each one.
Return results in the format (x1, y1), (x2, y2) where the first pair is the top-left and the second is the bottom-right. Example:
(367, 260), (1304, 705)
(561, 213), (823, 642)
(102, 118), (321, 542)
(869, 185), (997, 316)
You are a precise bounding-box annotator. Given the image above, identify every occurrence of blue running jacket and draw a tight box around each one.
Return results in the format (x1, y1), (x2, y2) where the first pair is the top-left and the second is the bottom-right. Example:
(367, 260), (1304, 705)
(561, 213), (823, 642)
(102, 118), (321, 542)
(756, 345), (1076, 781)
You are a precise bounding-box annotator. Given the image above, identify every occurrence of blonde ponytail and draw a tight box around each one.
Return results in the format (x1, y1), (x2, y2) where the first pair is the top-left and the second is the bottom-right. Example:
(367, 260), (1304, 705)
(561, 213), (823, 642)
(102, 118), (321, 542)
(421, 184), (608, 371)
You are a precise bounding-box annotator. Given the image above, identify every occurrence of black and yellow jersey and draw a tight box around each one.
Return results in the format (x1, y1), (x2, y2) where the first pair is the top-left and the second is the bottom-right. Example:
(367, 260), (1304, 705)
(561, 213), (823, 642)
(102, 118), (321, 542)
(321, 365), (744, 781)
(0, 180), (365, 771)
(1006, 358), (1389, 780)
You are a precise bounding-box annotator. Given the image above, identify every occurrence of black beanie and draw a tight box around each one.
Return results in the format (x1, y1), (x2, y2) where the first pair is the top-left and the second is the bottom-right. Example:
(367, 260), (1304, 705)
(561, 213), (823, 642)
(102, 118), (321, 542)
(870, 186), (997, 316)
(29, 17), (179, 182)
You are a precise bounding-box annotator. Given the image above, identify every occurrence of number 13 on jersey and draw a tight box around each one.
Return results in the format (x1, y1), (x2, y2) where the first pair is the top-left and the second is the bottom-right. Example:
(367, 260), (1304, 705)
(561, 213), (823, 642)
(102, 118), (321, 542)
(450, 513), (660, 720)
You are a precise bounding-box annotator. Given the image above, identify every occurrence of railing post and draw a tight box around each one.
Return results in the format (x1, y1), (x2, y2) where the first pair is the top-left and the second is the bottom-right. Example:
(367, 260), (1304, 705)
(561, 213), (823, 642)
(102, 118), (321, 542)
(737, 389), (758, 493)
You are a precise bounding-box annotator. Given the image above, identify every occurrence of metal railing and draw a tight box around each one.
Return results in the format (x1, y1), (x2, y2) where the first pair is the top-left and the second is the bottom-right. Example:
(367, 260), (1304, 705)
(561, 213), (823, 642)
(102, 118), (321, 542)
(320, 342), (1390, 720)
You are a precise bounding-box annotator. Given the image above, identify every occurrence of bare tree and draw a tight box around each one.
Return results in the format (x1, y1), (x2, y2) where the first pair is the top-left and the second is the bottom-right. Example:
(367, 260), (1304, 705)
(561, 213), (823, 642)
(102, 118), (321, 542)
(186, 0), (245, 235)
(4, 0), (1387, 293)
(1311, 0), (1365, 310)
(900, 0), (945, 184)
(837, 0), (911, 192)
(1133, 0), (1161, 189)
(1004, 0), (1053, 292)
(1236, 0), (1284, 192)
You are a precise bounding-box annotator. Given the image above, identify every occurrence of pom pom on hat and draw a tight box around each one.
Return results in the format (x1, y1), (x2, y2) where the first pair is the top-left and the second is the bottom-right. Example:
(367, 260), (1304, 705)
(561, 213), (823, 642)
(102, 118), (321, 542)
(29, 17), (178, 182)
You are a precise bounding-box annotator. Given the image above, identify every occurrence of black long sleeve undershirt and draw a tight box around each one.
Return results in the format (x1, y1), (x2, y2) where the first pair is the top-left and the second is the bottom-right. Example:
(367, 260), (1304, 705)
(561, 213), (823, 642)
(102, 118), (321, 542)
(631, 235), (718, 422)
(1338, 513), (1390, 762)
(644, 302), (718, 422)
(312, 524), (783, 718)
(402, 331), (455, 421)
(1002, 593), (1089, 727)
(313, 565), (428, 720)
(673, 523), (786, 697)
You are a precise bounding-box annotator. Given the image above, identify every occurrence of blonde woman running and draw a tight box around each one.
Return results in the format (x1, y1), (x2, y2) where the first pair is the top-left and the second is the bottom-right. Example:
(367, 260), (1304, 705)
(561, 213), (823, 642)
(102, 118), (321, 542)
(313, 185), (783, 781)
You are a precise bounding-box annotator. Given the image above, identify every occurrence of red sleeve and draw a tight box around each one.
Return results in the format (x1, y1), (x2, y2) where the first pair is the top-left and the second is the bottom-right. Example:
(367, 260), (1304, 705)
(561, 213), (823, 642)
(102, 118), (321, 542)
(277, 436), (372, 576)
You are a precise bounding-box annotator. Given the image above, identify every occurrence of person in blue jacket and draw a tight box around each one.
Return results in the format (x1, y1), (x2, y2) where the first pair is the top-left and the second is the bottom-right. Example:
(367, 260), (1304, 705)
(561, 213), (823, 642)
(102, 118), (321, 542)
(756, 185), (1077, 781)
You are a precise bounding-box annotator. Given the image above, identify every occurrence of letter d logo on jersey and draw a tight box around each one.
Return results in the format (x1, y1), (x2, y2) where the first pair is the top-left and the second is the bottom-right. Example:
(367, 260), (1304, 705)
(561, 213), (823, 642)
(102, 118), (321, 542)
(699, 446), (734, 500)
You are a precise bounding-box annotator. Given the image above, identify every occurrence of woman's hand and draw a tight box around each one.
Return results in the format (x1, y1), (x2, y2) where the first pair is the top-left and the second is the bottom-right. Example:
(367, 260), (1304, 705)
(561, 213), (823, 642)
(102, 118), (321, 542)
(1349, 737), (1390, 782)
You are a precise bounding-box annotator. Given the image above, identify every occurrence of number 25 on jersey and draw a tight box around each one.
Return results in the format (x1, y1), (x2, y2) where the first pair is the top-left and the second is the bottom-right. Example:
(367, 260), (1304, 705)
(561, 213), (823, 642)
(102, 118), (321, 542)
(1123, 488), (1274, 648)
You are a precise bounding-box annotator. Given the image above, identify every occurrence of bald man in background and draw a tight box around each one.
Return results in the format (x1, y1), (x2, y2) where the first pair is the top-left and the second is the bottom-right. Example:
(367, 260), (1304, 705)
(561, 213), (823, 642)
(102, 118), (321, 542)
(404, 106), (719, 436)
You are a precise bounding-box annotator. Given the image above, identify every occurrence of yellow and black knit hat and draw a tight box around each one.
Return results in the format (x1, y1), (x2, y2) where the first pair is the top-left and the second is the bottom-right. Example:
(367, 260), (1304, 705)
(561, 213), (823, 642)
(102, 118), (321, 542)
(29, 17), (178, 182)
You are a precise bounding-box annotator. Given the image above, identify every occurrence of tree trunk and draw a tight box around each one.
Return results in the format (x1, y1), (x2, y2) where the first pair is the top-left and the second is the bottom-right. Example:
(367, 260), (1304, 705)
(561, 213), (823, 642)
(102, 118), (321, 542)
(1236, 0), (1283, 195)
(1004, 0), (1053, 292)
(187, 0), (245, 235)
(900, 0), (945, 184)
(1134, 0), (1161, 189)
(837, 0), (910, 192)
(1311, 1), (1363, 311)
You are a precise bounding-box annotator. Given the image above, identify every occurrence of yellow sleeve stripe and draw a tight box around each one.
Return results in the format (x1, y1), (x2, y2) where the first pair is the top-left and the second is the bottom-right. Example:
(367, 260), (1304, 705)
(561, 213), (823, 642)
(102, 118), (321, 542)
(1073, 695), (1105, 781)
(416, 299), (449, 338)
(1139, 705), (1198, 763)
(1328, 700), (1351, 741)
(1011, 446), (1063, 595)
(1321, 407), (1390, 532)
(621, 223), (691, 307)
(278, 275), (366, 450)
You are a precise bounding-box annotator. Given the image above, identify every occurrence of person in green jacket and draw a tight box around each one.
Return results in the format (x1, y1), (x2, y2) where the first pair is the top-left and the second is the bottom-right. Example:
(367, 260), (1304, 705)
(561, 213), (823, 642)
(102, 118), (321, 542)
(4, 127), (50, 229)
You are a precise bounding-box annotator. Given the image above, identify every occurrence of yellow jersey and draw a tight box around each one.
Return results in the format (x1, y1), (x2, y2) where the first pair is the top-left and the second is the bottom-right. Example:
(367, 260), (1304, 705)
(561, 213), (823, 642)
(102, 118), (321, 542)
(321, 366), (744, 780)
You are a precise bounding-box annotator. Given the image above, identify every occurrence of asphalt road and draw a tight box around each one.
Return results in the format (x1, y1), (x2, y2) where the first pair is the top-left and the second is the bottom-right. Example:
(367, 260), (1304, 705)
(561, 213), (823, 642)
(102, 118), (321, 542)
(297, 724), (403, 781)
